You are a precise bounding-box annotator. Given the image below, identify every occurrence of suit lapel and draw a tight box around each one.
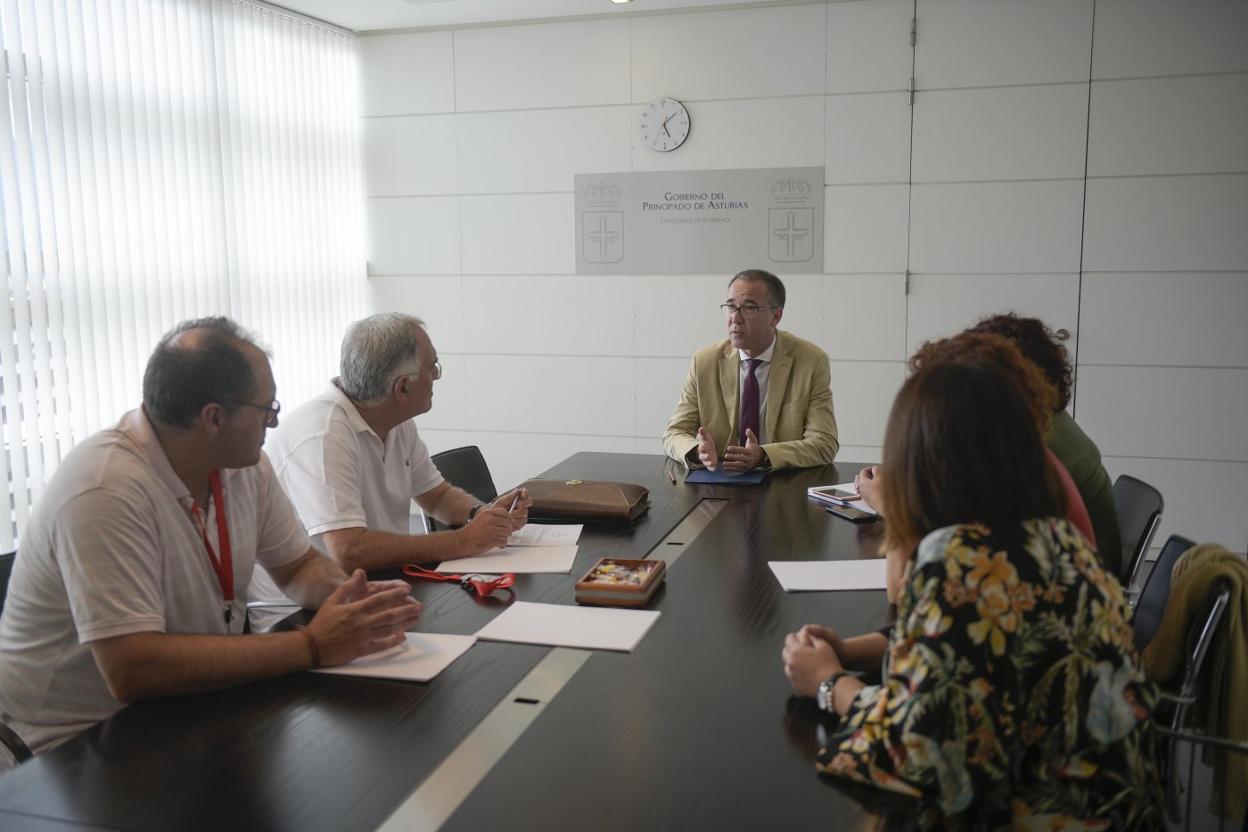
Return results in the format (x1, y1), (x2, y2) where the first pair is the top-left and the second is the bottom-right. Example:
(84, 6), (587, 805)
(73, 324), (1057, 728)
(719, 344), (739, 444)
(764, 333), (792, 437)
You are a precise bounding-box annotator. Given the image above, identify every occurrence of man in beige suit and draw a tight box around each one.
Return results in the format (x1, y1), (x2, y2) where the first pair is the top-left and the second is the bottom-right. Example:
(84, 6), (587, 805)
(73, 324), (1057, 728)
(663, 270), (839, 472)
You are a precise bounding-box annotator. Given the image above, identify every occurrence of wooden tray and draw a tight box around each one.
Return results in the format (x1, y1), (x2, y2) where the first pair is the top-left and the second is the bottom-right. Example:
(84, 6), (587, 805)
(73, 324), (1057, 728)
(574, 558), (665, 608)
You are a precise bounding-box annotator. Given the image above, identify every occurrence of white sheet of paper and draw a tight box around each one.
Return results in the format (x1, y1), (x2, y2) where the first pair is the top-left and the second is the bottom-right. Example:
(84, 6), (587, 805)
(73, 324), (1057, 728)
(507, 523), (583, 547)
(768, 559), (888, 592)
(436, 545), (578, 574)
(311, 632), (476, 682)
(475, 601), (661, 652)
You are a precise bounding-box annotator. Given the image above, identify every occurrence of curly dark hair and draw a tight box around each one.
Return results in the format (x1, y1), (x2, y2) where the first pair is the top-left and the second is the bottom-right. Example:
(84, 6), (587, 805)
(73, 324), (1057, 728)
(967, 313), (1072, 411)
(908, 332), (1058, 436)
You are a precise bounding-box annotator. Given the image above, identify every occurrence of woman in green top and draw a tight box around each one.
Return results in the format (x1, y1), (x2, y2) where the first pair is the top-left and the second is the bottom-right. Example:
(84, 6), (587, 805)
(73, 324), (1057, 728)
(968, 313), (1122, 577)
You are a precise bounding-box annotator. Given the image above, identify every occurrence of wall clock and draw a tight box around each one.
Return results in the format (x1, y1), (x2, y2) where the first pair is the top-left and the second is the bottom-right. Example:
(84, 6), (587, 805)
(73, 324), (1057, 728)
(639, 97), (690, 152)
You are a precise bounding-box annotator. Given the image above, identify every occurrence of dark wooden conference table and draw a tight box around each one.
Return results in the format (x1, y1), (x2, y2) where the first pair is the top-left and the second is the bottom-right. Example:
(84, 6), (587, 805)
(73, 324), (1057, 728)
(0, 453), (895, 831)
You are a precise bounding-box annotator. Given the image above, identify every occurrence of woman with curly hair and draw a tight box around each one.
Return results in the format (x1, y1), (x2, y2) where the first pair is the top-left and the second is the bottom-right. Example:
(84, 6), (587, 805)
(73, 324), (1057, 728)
(781, 353), (1162, 829)
(855, 331), (1098, 550)
(967, 313), (1121, 577)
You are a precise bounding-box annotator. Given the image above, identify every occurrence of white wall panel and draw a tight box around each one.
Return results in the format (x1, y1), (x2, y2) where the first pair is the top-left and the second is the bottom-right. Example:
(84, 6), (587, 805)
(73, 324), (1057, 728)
(1077, 366), (1248, 461)
(915, 0), (1093, 89)
(364, 116), (458, 197)
(417, 353), (466, 431)
(911, 84), (1088, 182)
(1080, 273), (1248, 367)
(414, 428), (469, 458)
(463, 275), (632, 356)
(633, 274), (732, 358)
(457, 107), (632, 195)
(635, 357), (696, 440)
(464, 355), (634, 435)
(906, 274), (1079, 355)
(773, 273), (825, 350)
(1092, 0), (1248, 80)
(826, 0), (914, 94)
(360, 32), (455, 117)
(1083, 175), (1248, 272)
(824, 184), (909, 273)
(454, 20), (630, 112)
(629, 96), (825, 172)
(1087, 75), (1248, 177)
(459, 194), (573, 275)
(631, 5), (827, 102)
(825, 93), (912, 185)
(367, 197), (461, 275)
(471, 432), (637, 494)
(828, 361), (906, 447)
(817, 274), (907, 362)
(910, 181), (1084, 273)
(366, 275), (465, 354)
(836, 445), (884, 466)
(1104, 457), (1248, 554)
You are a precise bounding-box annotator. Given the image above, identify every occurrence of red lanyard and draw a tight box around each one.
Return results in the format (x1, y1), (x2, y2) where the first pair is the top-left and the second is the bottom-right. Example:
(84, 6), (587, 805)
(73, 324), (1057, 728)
(402, 564), (515, 599)
(190, 470), (233, 624)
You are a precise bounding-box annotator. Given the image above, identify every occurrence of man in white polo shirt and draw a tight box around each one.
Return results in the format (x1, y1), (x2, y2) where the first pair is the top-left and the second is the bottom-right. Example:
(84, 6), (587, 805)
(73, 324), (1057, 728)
(0, 318), (422, 757)
(259, 313), (531, 576)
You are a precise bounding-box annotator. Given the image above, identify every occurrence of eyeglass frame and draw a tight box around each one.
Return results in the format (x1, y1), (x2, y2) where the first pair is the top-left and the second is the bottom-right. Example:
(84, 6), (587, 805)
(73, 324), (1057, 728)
(224, 399), (282, 428)
(720, 302), (779, 318)
(399, 359), (443, 385)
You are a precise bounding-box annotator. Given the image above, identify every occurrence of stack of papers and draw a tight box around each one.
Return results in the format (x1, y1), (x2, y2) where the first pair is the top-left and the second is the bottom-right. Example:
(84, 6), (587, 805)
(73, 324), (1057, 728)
(806, 482), (878, 515)
(436, 523), (583, 574)
(475, 601), (661, 652)
(768, 559), (888, 592)
(311, 633), (476, 681)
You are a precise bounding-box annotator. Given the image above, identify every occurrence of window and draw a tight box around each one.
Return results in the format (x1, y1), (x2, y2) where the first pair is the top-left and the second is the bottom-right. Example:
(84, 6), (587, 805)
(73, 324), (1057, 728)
(0, 0), (366, 550)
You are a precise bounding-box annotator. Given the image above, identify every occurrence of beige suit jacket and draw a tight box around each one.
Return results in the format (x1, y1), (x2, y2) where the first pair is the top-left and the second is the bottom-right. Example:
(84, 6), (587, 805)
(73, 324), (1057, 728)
(662, 330), (839, 471)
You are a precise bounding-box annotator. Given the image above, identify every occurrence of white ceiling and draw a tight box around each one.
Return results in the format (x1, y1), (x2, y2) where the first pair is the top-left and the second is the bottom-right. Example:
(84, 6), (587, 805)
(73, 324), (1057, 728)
(274, 0), (805, 34)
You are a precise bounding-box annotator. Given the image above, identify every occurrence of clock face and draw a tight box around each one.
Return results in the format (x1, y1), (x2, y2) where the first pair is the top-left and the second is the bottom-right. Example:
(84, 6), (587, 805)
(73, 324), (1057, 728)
(639, 98), (690, 152)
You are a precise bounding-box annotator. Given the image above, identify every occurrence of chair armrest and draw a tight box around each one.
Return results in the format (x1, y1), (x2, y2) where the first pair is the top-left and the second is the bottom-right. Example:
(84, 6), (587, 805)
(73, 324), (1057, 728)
(1156, 726), (1248, 756)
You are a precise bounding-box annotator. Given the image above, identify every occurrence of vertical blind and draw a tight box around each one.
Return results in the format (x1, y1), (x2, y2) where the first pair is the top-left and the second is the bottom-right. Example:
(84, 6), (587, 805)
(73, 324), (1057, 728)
(0, 0), (366, 551)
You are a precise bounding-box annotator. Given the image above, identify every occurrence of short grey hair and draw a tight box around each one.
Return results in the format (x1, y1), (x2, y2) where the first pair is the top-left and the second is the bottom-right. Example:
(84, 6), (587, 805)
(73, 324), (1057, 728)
(339, 313), (426, 405)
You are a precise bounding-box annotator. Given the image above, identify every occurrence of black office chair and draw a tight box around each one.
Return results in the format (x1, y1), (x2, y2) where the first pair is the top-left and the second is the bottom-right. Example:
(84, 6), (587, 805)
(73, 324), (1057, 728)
(0, 551), (14, 617)
(1133, 534), (1197, 651)
(425, 446), (498, 532)
(1112, 474), (1164, 594)
(0, 550), (32, 766)
(1153, 578), (1248, 829)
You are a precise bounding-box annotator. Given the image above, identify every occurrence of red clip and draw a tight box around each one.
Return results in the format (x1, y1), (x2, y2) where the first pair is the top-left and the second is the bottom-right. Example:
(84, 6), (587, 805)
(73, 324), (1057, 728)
(403, 564), (517, 599)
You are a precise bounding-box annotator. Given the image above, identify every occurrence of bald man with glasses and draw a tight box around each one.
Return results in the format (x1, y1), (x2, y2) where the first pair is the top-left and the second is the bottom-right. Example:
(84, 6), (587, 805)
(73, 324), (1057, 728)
(662, 269), (839, 472)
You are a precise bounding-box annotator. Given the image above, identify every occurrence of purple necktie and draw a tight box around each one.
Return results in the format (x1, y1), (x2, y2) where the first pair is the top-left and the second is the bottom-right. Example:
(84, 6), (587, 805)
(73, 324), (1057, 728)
(740, 358), (761, 446)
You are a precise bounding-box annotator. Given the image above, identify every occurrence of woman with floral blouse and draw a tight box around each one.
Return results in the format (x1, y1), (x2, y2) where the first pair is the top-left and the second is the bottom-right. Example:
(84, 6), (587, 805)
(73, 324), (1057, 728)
(782, 355), (1162, 829)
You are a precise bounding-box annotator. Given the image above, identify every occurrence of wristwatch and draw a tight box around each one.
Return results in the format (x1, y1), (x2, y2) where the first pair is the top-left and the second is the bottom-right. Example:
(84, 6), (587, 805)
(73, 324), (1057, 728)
(817, 671), (852, 713)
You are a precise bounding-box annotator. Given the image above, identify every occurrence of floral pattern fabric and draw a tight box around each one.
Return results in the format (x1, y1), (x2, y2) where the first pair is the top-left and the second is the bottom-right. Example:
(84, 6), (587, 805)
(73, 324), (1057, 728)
(819, 519), (1163, 830)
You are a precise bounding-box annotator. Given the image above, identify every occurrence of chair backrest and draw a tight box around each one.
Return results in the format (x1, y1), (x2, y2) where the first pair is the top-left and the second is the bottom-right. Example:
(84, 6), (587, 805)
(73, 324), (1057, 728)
(0, 551), (15, 617)
(1163, 578), (1234, 824)
(1132, 534), (1196, 651)
(1112, 474), (1164, 589)
(426, 446), (498, 533)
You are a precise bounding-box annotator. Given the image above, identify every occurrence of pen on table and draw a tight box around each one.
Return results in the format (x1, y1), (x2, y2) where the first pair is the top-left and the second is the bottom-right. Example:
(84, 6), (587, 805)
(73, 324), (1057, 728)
(666, 468), (677, 486)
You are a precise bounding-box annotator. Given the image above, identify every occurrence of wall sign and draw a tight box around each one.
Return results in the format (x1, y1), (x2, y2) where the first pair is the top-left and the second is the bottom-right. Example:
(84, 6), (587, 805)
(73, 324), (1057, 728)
(574, 167), (824, 275)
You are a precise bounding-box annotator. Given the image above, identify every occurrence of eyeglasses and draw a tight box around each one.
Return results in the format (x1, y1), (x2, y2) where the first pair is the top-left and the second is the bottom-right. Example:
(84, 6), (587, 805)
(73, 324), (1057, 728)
(720, 303), (777, 318)
(228, 399), (281, 428)
(403, 360), (442, 384)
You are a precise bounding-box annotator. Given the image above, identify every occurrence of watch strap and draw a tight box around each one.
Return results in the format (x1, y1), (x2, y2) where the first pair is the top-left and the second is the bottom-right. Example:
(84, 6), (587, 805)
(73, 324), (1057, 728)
(817, 670), (852, 713)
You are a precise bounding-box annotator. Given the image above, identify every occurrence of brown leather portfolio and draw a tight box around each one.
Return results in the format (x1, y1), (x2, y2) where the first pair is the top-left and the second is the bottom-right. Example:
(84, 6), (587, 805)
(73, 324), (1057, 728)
(520, 478), (649, 522)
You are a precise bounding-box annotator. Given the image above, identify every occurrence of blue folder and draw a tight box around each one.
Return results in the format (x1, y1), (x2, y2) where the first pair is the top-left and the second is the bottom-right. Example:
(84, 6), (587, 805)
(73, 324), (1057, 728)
(685, 468), (767, 486)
